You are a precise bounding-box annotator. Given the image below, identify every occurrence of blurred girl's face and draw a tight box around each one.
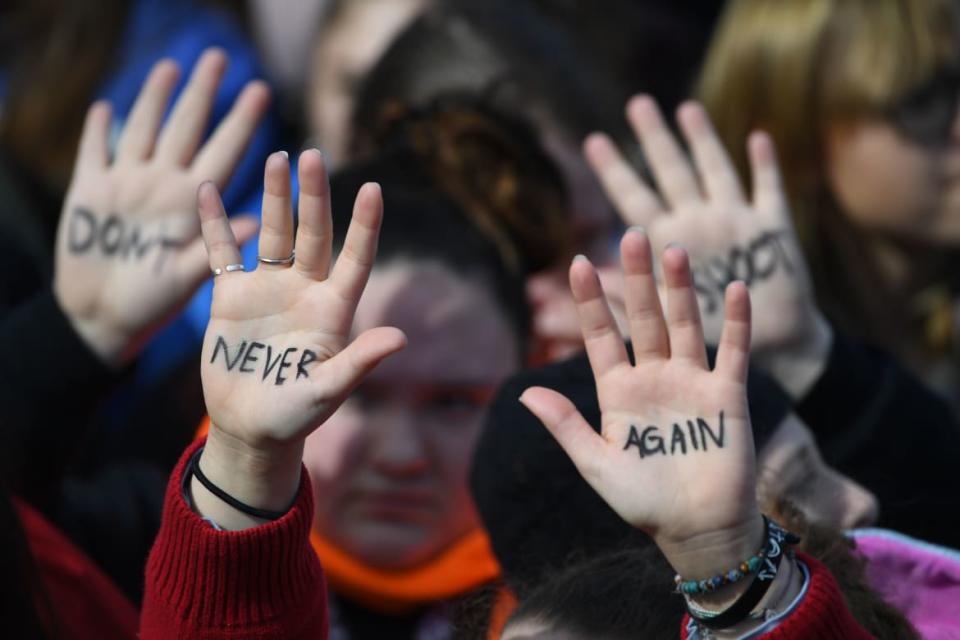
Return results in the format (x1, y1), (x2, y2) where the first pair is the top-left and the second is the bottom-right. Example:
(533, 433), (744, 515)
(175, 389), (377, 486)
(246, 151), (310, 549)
(756, 415), (878, 531)
(304, 261), (520, 569)
(825, 69), (960, 243)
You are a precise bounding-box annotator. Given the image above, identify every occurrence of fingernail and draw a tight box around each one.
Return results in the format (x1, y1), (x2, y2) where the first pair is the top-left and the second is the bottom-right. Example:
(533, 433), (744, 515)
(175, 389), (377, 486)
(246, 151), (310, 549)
(664, 241), (685, 250)
(627, 225), (646, 234)
(573, 254), (589, 263)
(279, 150), (289, 159)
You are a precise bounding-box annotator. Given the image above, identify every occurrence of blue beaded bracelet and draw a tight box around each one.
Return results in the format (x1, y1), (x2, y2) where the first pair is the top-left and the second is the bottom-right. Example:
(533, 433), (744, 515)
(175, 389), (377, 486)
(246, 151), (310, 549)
(674, 516), (773, 596)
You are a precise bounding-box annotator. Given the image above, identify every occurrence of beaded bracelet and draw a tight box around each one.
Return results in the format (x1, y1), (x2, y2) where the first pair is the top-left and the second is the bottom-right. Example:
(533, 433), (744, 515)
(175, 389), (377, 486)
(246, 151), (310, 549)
(674, 516), (790, 596)
(678, 517), (801, 631)
(674, 517), (768, 595)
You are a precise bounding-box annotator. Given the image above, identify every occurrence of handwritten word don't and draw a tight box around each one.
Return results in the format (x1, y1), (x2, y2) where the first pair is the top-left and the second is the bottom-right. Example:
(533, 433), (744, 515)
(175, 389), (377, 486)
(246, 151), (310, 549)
(68, 207), (186, 274)
(210, 336), (317, 386)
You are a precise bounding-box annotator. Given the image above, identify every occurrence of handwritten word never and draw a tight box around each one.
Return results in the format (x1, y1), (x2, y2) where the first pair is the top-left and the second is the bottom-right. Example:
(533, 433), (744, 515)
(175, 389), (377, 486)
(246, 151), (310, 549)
(692, 230), (794, 314)
(622, 411), (725, 458)
(68, 207), (185, 273)
(210, 336), (317, 386)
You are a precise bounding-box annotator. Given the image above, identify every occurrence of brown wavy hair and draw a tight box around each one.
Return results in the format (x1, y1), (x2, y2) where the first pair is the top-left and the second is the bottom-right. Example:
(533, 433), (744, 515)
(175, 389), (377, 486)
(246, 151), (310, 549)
(358, 95), (571, 280)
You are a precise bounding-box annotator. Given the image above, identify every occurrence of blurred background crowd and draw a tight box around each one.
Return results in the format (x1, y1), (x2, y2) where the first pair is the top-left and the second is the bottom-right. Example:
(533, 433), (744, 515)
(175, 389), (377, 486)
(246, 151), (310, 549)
(2, 0), (960, 638)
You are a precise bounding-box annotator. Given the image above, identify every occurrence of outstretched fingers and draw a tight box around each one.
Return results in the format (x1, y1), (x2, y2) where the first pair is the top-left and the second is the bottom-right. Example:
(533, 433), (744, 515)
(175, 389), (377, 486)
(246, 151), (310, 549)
(114, 60), (180, 162)
(570, 255), (630, 378)
(192, 80), (271, 188)
(197, 181), (243, 273)
(293, 149), (334, 279)
(621, 229), (669, 361)
(676, 102), (745, 205)
(626, 95), (701, 209)
(257, 152), (295, 264)
(329, 183), (383, 306)
(583, 132), (663, 227)
(661, 246), (709, 368)
(713, 282), (752, 384)
(76, 101), (113, 177)
(748, 131), (789, 225)
(155, 48), (228, 166)
(519, 387), (605, 479)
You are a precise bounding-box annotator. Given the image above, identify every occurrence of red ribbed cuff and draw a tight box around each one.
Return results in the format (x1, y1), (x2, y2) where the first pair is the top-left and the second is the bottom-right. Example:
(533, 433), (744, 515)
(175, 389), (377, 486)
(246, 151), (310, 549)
(141, 439), (328, 639)
(681, 553), (873, 639)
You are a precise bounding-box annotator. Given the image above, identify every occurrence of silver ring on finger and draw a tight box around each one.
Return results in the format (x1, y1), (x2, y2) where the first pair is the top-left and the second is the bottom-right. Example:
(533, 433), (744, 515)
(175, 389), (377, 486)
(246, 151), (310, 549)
(213, 263), (246, 276)
(257, 251), (295, 266)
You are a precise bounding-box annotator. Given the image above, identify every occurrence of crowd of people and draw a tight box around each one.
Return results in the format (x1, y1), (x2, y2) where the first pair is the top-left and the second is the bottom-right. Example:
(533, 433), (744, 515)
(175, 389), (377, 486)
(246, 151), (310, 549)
(3, 0), (960, 638)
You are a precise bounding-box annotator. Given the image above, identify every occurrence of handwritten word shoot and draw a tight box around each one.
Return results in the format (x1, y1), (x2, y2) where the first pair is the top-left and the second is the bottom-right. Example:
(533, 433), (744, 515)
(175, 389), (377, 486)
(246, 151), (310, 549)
(68, 207), (186, 273)
(692, 230), (794, 314)
(210, 336), (317, 386)
(623, 411), (725, 458)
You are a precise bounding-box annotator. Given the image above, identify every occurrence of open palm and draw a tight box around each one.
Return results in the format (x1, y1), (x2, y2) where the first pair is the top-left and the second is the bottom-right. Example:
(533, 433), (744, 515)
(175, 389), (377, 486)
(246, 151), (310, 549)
(520, 230), (760, 560)
(584, 97), (820, 359)
(199, 150), (406, 450)
(54, 51), (267, 364)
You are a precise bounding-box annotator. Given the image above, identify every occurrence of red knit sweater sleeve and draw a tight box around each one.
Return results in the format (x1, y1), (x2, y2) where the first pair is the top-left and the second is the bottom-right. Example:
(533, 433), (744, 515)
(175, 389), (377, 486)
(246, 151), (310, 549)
(141, 439), (328, 639)
(680, 553), (874, 639)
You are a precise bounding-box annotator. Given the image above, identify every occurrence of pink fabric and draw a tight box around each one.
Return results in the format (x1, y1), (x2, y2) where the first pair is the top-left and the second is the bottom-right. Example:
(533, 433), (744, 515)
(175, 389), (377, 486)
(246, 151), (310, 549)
(852, 529), (960, 640)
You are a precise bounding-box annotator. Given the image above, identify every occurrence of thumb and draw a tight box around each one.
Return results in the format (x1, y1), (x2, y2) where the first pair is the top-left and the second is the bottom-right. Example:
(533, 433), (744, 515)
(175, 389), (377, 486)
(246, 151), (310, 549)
(316, 327), (407, 401)
(519, 386), (605, 480)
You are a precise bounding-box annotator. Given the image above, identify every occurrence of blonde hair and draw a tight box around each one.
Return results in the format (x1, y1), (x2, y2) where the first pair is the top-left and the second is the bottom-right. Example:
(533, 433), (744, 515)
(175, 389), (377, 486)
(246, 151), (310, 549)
(697, 0), (960, 363)
(699, 0), (959, 199)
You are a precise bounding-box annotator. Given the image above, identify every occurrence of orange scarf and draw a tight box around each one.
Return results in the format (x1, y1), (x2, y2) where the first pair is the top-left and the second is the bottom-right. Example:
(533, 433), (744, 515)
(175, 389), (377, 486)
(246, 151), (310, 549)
(311, 529), (501, 615)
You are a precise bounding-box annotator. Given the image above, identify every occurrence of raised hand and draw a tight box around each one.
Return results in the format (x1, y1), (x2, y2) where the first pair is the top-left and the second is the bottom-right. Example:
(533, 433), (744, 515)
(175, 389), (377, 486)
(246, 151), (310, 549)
(192, 150), (406, 529)
(584, 97), (831, 397)
(53, 50), (269, 366)
(519, 230), (763, 581)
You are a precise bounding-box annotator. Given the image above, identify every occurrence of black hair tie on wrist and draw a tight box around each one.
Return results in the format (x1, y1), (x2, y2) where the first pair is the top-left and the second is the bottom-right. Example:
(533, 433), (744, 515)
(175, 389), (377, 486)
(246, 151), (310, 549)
(188, 447), (291, 521)
(687, 517), (801, 631)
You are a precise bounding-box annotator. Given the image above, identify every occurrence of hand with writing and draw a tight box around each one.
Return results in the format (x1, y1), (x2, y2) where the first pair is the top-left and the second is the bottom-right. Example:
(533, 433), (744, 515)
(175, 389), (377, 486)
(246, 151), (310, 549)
(520, 230), (763, 584)
(192, 150), (406, 530)
(584, 97), (831, 398)
(53, 50), (269, 367)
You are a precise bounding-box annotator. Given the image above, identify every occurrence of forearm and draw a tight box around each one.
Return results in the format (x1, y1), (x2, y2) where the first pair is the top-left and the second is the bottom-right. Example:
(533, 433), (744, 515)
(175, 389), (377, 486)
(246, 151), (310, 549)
(142, 439), (327, 639)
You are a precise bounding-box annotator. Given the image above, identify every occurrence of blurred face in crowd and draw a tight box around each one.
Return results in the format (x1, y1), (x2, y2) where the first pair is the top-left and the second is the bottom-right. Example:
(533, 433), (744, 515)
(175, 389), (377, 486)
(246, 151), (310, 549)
(824, 69), (960, 244)
(308, 0), (429, 168)
(757, 414), (879, 531)
(304, 260), (520, 569)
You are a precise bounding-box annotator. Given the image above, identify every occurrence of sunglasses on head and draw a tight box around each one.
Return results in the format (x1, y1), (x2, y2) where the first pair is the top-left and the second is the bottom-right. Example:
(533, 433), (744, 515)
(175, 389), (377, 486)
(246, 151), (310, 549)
(886, 66), (960, 147)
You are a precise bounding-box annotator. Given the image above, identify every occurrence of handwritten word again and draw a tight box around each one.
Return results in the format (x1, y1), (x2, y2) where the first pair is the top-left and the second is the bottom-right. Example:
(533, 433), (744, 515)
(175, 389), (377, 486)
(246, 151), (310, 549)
(623, 411), (725, 458)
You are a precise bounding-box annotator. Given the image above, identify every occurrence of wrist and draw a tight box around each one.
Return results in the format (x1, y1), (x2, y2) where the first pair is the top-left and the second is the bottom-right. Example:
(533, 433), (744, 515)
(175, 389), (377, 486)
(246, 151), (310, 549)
(64, 313), (133, 369)
(757, 312), (832, 401)
(657, 511), (766, 608)
(54, 287), (134, 368)
(190, 424), (304, 531)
